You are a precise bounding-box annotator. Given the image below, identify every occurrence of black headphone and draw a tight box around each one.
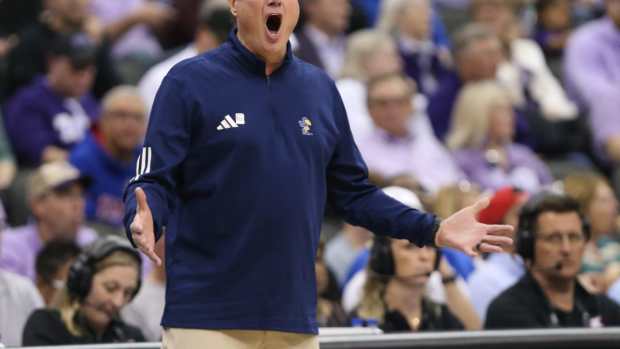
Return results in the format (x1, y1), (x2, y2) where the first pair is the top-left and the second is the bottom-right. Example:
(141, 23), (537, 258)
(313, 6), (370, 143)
(67, 235), (143, 301)
(516, 192), (591, 262)
(369, 235), (441, 277)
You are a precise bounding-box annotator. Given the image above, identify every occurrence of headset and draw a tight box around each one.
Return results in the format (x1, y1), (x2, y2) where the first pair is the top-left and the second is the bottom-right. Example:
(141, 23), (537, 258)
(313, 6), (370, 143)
(515, 192), (590, 262)
(67, 235), (143, 302)
(369, 235), (441, 277)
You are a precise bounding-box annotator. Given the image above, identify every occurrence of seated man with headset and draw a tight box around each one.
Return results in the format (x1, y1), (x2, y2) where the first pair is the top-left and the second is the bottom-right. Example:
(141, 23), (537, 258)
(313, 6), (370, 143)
(485, 192), (620, 328)
(22, 236), (145, 345)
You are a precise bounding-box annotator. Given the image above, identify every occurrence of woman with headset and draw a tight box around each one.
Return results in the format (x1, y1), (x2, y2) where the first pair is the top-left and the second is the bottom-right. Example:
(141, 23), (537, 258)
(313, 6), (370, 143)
(22, 236), (145, 345)
(354, 235), (479, 332)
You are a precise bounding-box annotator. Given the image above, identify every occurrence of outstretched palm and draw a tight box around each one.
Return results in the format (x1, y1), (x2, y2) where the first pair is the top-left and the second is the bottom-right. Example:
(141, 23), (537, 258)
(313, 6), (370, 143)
(435, 197), (513, 256)
(130, 187), (162, 266)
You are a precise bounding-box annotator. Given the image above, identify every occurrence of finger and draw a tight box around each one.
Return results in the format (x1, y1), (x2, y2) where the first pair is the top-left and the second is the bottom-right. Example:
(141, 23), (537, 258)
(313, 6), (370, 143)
(477, 242), (504, 254)
(464, 246), (478, 258)
(481, 235), (513, 247)
(130, 219), (143, 234)
(143, 248), (162, 267)
(135, 187), (148, 212)
(472, 196), (491, 214)
(485, 224), (514, 236)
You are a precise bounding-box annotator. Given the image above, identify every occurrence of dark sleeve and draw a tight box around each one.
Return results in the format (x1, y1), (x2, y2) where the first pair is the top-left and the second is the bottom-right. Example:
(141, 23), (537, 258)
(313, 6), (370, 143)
(325, 82), (439, 247)
(123, 73), (192, 245)
(440, 305), (465, 330)
(484, 294), (543, 329)
(5, 29), (44, 97)
(599, 295), (620, 326)
(5, 95), (58, 166)
(22, 309), (70, 346)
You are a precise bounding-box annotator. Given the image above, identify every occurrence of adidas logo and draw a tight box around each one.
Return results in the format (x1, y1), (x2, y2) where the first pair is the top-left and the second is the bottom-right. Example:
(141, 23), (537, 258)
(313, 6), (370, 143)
(217, 113), (245, 131)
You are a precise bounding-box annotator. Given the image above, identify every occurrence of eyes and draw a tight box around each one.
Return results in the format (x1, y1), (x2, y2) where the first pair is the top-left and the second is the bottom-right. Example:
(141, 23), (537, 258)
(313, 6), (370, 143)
(102, 281), (136, 302)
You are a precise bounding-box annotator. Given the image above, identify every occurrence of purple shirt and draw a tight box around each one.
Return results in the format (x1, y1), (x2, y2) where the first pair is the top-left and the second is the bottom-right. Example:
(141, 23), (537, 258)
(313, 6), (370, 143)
(3, 77), (100, 167)
(357, 122), (464, 194)
(564, 18), (620, 149)
(0, 224), (97, 281)
(452, 144), (553, 193)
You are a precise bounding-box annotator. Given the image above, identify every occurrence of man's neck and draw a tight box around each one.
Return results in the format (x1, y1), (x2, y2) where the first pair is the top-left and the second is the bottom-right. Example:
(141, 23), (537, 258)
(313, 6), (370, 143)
(531, 269), (575, 312)
(236, 31), (285, 76)
(36, 222), (53, 244)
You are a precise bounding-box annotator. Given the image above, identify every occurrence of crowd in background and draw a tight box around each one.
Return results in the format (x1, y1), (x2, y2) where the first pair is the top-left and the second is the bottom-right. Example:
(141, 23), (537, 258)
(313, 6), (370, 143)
(1, 0), (620, 346)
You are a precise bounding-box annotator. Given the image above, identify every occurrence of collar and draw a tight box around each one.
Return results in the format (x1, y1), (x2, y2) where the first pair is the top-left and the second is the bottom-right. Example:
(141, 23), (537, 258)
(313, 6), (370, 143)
(399, 35), (435, 55)
(228, 28), (294, 76)
(522, 270), (592, 312)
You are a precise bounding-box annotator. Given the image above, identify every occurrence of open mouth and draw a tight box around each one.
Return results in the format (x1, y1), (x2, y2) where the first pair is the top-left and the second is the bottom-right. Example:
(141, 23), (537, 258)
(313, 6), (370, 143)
(266, 14), (282, 34)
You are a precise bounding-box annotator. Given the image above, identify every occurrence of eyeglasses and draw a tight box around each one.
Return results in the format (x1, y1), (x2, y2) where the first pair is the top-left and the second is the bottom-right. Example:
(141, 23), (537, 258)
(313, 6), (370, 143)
(537, 232), (585, 246)
(368, 95), (411, 108)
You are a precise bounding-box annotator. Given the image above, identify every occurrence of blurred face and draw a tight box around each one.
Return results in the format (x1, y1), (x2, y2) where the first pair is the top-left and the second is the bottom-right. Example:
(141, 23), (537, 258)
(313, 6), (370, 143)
(473, 0), (515, 39)
(399, 0), (431, 40)
(458, 37), (502, 81)
(391, 239), (436, 287)
(363, 42), (403, 79)
(33, 183), (85, 240)
(101, 96), (146, 155)
(229, 0), (300, 63)
(48, 58), (96, 98)
(367, 77), (414, 138)
(533, 211), (586, 281)
(304, 0), (351, 37)
(487, 100), (514, 144)
(46, 0), (90, 27)
(588, 182), (619, 236)
(539, 1), (571, 30)
(81, 265), (139, 331)
(607, 0), (620, 28)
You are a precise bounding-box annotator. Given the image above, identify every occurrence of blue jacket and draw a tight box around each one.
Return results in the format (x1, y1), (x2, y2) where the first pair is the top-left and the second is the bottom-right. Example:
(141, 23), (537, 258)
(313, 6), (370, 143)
(123, 31), (439, 334)
(70, 133), (139, 227)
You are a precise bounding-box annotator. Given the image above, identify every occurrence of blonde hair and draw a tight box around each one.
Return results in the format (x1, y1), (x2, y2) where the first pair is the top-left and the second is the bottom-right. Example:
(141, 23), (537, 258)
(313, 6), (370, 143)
(101, 85), (145, 114)
(563, 172), (609, 214)
(446, 80), (512, 150)
(357, 267), (388, 321)
(52, 250), (141, 336)
(340, 30), (397, 81)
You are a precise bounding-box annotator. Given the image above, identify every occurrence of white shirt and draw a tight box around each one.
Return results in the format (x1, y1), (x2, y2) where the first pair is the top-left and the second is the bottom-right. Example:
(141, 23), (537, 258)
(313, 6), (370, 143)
(304, 25), (346, 79)
(121, 278), (165, 342)
(0, 270), (43, 347)
(138, 45), (199, 115)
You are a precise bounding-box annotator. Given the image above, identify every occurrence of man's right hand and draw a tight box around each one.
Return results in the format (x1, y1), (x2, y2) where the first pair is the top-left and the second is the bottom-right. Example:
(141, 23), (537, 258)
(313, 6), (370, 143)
(130, 187), (162, 266)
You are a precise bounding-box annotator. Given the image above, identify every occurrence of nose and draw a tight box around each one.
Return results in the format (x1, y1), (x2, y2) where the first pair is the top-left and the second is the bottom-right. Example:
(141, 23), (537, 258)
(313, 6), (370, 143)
(110, 291), (126, 309)
(267, 0), (281, 7)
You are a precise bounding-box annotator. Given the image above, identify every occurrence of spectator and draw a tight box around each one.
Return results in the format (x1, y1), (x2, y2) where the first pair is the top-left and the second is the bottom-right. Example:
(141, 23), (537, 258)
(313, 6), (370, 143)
(70, 86), (146, 235)
(0, 215), (43, 348)
(4, 0), (120, 100)
(472, 0), (582, 154)
(426, 23), (502, 140)
(0, 110), (16, 191)
(35, 240), (81, 306)
(122, 238), (165, 342)
(485, 193), (620, 328)
(377, 0), (452, 97)
(139, 0), (234, 114)
(315, 241), (349, 327)
(533, 0), (573, 74)
(467, 186), (527, 321)
(360, 73), (463, 194)
(447, 81), (553, 192)
(336, 29), (404, 142)
(295, 0), (351, 78)
(353, 235), (477, 332)
(564, 0), (620, 186)
(0, 161), (97, 280)
(563, 173), (620, 291)
(324, 223), (372, 286)
(22, 236), (145, 345)
(4, 32), (99, 168)
(89, 0), (175, 76)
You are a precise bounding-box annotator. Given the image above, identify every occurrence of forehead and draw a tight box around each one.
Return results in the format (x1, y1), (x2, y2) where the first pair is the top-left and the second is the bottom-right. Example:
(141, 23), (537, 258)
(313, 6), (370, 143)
(94, 265), (138, 288)
(536, 211), (582, 234)
(370, 77), (411, 96)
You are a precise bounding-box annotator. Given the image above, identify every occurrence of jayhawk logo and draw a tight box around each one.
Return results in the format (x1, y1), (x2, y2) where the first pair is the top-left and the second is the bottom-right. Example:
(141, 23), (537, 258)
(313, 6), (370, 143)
(298, 117), (313, 136)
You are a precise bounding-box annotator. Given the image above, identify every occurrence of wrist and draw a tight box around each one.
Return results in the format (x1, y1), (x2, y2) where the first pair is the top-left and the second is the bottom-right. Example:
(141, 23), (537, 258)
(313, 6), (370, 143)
(432, 217), (442, 248)
(442, 274), (457, 285)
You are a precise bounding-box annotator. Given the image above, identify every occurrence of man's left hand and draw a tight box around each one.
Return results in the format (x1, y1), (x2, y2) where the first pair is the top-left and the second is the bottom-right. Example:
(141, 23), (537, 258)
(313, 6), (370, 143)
(435, 197), (513, 257)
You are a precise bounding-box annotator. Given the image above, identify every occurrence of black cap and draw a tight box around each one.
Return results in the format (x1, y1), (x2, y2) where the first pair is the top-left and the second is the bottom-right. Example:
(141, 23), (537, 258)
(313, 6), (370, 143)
(49, 32), (97, 70)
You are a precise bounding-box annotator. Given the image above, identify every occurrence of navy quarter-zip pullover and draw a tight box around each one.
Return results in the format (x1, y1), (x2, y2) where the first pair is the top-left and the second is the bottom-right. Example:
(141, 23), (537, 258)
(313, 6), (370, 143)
(123, 31), (439, 334)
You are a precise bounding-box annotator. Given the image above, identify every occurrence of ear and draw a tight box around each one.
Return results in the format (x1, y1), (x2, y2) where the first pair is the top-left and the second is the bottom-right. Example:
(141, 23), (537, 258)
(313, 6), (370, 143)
(228, 0), (238, 17)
